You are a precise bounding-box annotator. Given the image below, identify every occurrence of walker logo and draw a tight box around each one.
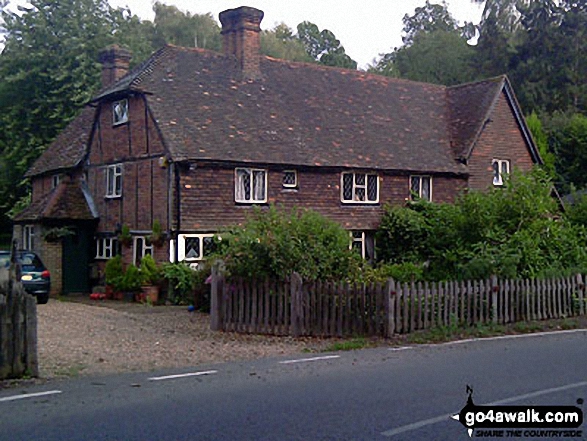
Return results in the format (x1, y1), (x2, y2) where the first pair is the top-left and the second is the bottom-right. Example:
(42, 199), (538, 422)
(451, 386), (583, 438)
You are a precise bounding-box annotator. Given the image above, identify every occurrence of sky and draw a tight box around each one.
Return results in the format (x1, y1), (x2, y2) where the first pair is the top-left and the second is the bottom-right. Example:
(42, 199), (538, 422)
(106, 0), (486, 68)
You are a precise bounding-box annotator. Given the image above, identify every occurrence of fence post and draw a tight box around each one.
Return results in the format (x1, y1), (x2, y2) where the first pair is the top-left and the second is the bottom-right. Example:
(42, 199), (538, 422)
(385, 279), (396, 337)
(290, 272), (303, 337)
(210, 261), (225, 331)
(491, 275), (499, 324)
(576, 274), (585, 316)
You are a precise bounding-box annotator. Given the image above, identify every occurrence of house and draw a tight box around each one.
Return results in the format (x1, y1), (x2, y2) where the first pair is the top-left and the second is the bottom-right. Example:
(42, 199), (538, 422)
(13, 6), (541, 295)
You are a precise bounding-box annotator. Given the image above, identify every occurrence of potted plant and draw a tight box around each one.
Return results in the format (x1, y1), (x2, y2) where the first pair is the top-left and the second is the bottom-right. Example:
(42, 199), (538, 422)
(139, 254), (161, 304)
(104, 255), (124, 300)
(118, 225), (132, 247)
(119, 264), (142, 301)
(148, 220), (166, 247)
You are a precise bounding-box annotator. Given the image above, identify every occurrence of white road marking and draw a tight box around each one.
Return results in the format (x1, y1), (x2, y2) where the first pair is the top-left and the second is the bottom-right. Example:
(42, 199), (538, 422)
(279, 355), (341, 364)
(148, 370), (218, 381)
(388, 346), (412, 352)
(381, 380), (587, 437)
(433, 328), (587, 347)
(0, 390), (62, 403)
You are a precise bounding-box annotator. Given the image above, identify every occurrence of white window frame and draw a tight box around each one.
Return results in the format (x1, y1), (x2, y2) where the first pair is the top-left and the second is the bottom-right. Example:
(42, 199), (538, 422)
(113, 99), (129, 126)
(178, 234), (215, 262)
(235, 168), (267, 203)
(105, 164), (122, 198)
(349, 231), (366, 258)
(95, 237), (118, 260)
(52, 174), (61, 189)
(132, 236), (153, 266)
(23, 225), (35, 251)
(492, 159), (510, 186)
(340, 172), (379, 204)
(282, 170), (298, 189)
(410, 175), (433, 201)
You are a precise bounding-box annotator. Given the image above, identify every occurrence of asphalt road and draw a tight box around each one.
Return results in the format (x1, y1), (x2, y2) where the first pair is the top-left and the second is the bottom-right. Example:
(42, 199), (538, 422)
(1, 330), (586, 441)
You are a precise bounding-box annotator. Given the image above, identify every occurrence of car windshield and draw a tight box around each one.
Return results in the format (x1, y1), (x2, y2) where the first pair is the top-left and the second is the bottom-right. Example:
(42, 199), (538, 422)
(0, 254), (9, 268)
(17, 253), (44, 271)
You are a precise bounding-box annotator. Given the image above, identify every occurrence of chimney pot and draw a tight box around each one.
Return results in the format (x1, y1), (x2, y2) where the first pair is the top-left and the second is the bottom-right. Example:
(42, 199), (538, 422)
(99, 45), (132, 88)
(219, 6), (264, 80)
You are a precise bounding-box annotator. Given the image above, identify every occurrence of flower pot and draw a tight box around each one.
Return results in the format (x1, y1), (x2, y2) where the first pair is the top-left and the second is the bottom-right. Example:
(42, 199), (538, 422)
(141, 285), (159, 304)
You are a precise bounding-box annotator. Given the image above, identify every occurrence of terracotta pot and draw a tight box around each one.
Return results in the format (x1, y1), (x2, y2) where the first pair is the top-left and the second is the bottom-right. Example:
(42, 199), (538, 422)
(141, 285), (159, 304)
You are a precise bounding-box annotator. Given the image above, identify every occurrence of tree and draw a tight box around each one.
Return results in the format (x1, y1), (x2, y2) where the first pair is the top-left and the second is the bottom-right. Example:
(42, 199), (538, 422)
(401, 0), (462, 46)
(0, 0), (150, 228)
(151, 2), (220, 51)
(296, 21), (357, 69)
(371, 1), (475, 84)
(261, 23), (313, 62)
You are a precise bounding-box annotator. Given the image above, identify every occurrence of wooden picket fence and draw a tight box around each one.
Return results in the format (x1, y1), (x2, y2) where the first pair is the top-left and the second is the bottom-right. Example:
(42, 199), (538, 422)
(209, 270), (587, 337)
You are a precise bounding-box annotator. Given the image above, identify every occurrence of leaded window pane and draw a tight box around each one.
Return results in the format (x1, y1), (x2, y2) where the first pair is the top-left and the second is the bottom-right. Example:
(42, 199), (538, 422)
(283, 171), (297, 187)
(203, 236), (215, 256)
(342, 173), (353, 200)
(367, 175), (378, 201)
(355, 187), (366, 201)
(185, 237), (201, 259)
(113, 99), (128, 125)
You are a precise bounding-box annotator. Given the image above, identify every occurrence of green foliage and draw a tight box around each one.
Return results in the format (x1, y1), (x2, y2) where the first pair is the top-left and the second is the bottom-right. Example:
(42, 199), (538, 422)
(376, 169), (587, 281)
(139, 254), (160, 285)
(161, 262), (198, 304)
(526, 112), (556, 177)
(104, 255), (123, 289)
(261, 23), (313, 62)
(296, 21), (357, 69)
(214, 206), (361, 281)
(401, 0), (465, 46)
(119, 264), (142, 292)
(548, 112), (587, 192)
(151, 2), (220, 50)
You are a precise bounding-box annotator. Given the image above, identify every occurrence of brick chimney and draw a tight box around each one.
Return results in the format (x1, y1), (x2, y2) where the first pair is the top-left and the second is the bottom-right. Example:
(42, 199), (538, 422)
(219, 6), (264, 79)
(98, 45), (132, 88)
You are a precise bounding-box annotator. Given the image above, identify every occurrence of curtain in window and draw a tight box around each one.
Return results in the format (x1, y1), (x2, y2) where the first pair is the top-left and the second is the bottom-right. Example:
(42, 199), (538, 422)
(421, 177), (431, 201)
(253, 170), (265, 201)
(236, 169), (248, 201)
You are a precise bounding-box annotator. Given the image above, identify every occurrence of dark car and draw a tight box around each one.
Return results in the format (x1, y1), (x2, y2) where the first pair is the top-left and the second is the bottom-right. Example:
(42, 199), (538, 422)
(0, 250), (50, 304)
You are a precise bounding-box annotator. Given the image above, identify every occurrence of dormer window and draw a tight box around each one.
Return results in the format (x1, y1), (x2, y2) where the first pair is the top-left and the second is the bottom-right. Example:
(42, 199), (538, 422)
(112, 99), (128, 126)
(341, 172), (379, 204)
(492, 159), (510, 186)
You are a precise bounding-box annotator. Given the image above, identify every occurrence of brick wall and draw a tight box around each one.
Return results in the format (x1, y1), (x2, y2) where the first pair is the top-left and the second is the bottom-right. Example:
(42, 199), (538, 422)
(87, 94), (170, 266)
(468, 91), (535, 191)
(179, 163), (467, 232)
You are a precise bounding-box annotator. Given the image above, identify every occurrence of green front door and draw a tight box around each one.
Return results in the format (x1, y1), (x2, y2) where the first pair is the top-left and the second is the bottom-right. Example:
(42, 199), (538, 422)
(62, 226), (92, 294)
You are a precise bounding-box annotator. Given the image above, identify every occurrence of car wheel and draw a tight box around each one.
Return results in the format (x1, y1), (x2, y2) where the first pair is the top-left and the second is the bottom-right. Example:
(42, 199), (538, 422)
(36, 293), (49, 304)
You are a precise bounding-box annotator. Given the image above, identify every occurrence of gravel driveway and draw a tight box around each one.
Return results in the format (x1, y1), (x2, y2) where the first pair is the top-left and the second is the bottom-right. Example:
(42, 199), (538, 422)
(37, 299), (325, 379)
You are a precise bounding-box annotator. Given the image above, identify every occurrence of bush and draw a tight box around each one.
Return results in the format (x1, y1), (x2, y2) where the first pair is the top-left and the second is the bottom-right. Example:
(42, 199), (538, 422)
(214, 206), (362, 281)
(161, 262), (198, 305)
(139, 254), (161, 285)
(119, 264), (142, 292)
(105, 255), (124, 288)
(376, 169), (587, 281)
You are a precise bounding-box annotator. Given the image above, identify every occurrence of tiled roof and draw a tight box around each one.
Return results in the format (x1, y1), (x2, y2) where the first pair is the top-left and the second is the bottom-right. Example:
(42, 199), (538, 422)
(25, 106), (96, 177)
(14, 180), (97, 222)
(446, 76), (505, 160)
(135, 46), (466, 174)
(28, 46), (525, 178)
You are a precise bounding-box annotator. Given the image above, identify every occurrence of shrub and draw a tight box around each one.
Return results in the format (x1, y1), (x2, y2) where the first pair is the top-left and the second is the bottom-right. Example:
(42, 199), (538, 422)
(161, 262), (198, 305)
(214, 206), (362, 281)
(105, 255), (124, 288)
(139, 254), (161, 285)
(119, 264), (142, 292)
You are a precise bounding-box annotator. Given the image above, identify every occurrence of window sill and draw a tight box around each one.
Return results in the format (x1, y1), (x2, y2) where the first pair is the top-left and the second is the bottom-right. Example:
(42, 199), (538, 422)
(105, 195), (122, 200)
